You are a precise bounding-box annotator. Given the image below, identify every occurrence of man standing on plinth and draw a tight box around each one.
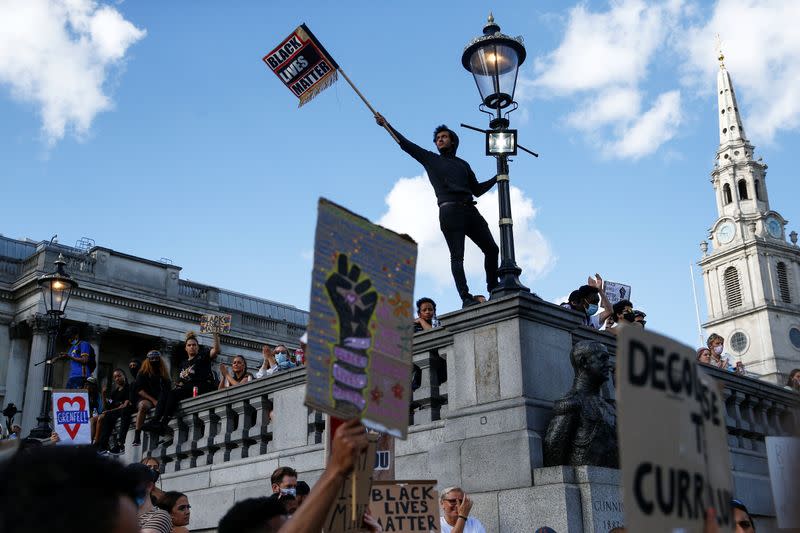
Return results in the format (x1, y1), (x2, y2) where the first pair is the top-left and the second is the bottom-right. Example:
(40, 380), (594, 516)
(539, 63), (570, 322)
(376, 113), (499, 308)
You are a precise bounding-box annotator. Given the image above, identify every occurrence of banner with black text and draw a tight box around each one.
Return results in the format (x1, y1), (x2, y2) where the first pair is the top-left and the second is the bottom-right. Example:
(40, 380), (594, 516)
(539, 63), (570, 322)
(263, 24), (339, 107)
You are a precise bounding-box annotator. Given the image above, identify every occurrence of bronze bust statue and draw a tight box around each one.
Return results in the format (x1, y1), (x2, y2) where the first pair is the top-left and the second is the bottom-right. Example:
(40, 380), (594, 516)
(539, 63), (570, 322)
(543, 340), (618, 468)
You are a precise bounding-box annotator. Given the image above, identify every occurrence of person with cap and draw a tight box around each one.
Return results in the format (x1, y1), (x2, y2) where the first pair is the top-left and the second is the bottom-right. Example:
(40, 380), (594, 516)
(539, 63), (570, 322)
(131, 350), (171, 446)
(127, 462), (172, 533)
(375, 113), (499, 308)
(633, 309), (647, 327)
(732, 499), (756, 532)
(59, 325), (94, 389)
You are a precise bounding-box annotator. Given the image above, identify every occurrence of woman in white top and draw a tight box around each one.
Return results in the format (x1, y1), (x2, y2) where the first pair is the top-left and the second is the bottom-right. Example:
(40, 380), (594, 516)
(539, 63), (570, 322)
(218, 355), (253, 389)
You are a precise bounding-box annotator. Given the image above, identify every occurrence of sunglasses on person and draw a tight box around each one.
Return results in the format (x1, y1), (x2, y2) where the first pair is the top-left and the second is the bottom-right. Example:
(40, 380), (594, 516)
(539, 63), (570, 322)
(443, 498), (464, 505)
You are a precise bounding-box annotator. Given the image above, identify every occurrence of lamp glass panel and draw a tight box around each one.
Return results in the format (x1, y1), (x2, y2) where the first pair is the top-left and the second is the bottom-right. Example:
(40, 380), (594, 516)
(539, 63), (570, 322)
(488, 131), (516, 154)
(468, 43), (520, 106)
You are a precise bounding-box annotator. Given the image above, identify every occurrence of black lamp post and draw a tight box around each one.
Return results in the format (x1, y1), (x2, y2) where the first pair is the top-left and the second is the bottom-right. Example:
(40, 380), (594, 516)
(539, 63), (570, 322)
(29, 254), (78, 439)
(462, 14), (530, 297)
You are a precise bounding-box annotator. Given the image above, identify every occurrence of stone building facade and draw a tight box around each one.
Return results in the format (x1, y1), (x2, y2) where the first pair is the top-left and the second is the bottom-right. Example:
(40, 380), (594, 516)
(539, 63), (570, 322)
(0, 235), (308, 434)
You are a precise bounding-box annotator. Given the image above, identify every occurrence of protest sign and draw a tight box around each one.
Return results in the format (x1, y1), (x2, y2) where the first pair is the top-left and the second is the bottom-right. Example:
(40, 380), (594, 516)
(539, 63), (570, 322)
(604, 280), (631, 306)
(200, 313), (232, 334)
(52, 389), (91, 445)
(323, 434), (378, 533)
(765, 436), (800, 529)
(370, 480), (439, 533)
(306, 199), (417, 438)
(616, 327), (733, 533)
(263, 24), (340, 107)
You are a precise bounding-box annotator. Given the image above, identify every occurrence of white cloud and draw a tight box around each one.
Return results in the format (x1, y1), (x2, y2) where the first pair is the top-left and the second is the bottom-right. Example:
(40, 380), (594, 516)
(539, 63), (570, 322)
(565, 87), (642, 130)
(680, 0), (800, 142)
(522, 0), (685, 158)
(378, 175), (555, 291)
(609, 90), (682, 159)
(0, 0), (145, 143)
(532, 0), (679, 94)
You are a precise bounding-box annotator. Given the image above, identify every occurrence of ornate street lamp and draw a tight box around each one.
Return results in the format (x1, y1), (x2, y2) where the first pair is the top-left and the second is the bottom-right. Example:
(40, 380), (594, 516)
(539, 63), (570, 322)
(462, 14), (530, 296)
(29, 254), (78, 439)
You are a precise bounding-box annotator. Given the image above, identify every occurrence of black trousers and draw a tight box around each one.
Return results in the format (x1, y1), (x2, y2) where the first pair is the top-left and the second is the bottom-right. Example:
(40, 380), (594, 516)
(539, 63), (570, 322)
(154, 382), (213, 422)
(438, 202), (499, 299)
(96, 407), (132, 449)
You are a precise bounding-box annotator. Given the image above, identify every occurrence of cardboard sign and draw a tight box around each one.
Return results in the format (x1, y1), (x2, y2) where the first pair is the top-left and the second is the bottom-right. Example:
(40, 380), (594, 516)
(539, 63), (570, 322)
(52, 390), (91, 445)
(306, 199), (417, 438)
(263, 24), (340, 107)
(200, 313), (232, 334)
(616, 327), (733, 533)
(604, 280), (632, 306)
(370, 480), (439, 533)
(765, 436), (800, 528)
(323, 435), (378, 533)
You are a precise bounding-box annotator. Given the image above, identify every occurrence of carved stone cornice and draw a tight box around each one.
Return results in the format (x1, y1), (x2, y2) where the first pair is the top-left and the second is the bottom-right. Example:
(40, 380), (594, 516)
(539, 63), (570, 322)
(86, 324), (109, 343)
(27, 314), (50, 334)
(9, 320), (32, 340)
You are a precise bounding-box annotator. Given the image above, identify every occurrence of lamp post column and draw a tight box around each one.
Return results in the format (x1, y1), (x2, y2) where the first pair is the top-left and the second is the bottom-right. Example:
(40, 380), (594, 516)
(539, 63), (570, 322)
(493, 153), (528, 296)
(29, 313), (60, 439)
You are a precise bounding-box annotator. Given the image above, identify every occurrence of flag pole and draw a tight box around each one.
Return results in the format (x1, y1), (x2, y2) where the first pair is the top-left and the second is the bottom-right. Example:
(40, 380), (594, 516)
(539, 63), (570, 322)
(338, 68), (400, 144)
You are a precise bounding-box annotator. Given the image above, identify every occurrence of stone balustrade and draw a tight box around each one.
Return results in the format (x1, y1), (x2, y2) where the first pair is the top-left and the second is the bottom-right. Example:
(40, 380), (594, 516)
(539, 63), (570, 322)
(151, 327), (799, 480)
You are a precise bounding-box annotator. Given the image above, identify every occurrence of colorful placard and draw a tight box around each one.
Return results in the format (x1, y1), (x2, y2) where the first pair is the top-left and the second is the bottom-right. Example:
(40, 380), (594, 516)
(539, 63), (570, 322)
(370, 480), (439, 533)
(306, 199), (417, 438)
(200, 313), (232, 334)
(616, 327), (733, 533)
(52, 389), (91, 445)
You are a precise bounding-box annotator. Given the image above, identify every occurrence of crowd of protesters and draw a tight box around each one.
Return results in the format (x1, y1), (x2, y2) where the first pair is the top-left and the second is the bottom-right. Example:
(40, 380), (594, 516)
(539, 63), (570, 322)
(0, 274), (787, 533)
(0, 418), (758, 533)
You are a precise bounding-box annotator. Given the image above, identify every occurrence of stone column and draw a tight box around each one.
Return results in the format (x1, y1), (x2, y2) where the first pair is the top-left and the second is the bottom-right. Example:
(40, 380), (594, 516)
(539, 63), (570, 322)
(0, 319), (10, 402)
(4, 321), (32, 413)
(86, 325), (108, 378)
(20, 316), (50, 434)
(160, 337), (180, 375)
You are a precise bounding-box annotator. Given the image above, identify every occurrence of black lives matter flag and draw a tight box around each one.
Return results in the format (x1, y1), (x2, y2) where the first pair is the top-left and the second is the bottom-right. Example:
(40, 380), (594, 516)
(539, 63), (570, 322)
(264, 24), (339, 107)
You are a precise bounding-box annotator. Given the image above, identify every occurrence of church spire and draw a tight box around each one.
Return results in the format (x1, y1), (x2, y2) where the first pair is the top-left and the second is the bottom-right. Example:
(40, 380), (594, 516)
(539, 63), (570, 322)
(716, 48), (748, 148)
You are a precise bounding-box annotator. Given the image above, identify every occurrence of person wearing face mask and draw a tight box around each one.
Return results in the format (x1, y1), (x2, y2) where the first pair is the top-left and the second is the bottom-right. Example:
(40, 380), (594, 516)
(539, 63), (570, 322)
(273, 344), (297, 371)
(131, 351), (171, 446)
(561, 276), (613, 330)
(706, 333), (734, 371)
(127, 463), (172, 533)
(604, 299), (638, 335)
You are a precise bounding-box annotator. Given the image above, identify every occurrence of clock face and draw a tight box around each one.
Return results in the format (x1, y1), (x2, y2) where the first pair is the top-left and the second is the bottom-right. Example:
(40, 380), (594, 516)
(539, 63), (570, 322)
(717, 221), (736, 244)
(766, 216), (782, 238)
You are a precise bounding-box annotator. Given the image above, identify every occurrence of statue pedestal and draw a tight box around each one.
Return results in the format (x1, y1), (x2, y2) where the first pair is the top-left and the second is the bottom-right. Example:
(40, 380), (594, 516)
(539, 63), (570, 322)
(504, 466), (623, 533)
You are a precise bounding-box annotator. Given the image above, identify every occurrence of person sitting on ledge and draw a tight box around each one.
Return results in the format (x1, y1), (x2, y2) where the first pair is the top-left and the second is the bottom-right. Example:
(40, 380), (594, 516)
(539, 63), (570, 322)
(144, 331), (218, 435)
(413, 297), (441, 332)
(131, 350), (171, 446)
(218, 355), (253, 389)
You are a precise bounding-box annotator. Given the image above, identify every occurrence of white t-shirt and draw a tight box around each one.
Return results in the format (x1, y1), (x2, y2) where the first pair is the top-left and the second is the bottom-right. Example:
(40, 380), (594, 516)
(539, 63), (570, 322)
(440, 516), (486, 533)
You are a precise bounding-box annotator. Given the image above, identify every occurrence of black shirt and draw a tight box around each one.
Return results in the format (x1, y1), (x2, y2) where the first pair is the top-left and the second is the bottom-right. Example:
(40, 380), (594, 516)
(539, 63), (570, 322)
(177, 353), (213, 388)
(388, 124), (496, 204)
(132, 372), (170, 402)
(108, 384), (130, 409)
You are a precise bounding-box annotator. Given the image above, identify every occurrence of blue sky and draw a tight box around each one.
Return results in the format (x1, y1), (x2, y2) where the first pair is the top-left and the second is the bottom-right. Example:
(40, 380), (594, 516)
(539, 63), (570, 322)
(1, 0), (798, 351)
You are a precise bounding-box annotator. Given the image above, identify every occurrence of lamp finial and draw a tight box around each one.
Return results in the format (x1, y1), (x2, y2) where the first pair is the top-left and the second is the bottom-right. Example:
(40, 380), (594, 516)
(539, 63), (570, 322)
(483, 12), (500, 35)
